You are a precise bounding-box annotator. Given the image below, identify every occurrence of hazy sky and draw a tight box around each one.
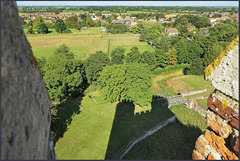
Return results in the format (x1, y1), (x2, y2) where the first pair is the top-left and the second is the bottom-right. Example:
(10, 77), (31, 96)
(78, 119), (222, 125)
(16, 1), (239, 7)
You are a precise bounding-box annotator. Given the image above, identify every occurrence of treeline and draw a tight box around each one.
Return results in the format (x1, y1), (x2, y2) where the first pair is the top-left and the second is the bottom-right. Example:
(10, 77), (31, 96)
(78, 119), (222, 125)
(18, 6), (238, 14)
(131, 15), (238, 75)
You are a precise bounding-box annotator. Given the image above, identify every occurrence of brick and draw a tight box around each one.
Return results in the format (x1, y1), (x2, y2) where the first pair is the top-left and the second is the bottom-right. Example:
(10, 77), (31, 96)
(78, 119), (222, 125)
(195, 135), (210, 158)
(206, 110), (232, 138)
(207, 154), (216, 160)
(208, 94), (239, 130)
(234, 137), (239, 154)
(203, 130), (239, 160)
(192, 150), (205, 160)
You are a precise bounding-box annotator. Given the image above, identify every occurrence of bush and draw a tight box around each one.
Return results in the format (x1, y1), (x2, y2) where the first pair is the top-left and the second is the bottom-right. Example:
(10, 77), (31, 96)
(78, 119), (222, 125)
(185, 58), (204, 75)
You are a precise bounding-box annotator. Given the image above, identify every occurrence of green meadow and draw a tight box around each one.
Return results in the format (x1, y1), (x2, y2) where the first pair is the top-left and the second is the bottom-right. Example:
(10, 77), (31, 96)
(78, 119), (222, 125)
(25, 28), (154, 61)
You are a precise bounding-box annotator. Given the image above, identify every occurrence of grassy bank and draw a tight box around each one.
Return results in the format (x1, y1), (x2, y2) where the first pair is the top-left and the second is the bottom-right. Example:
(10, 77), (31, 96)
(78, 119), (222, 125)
(123, 105), (207, 160)
(53, 94), (174, 159)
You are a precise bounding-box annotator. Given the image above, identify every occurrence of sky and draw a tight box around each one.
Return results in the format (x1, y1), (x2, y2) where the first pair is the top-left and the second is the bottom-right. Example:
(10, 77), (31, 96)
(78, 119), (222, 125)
(16, 1), (239, 7)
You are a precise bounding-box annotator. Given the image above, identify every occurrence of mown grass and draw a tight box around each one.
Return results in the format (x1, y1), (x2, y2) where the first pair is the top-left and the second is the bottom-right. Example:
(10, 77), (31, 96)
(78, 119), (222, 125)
(179, 75), (215, 98)
(123, 105), (207, 160)
(196, 98), (208, 109)
(26, 28), (155, 61)
(53, 94), (174, 160)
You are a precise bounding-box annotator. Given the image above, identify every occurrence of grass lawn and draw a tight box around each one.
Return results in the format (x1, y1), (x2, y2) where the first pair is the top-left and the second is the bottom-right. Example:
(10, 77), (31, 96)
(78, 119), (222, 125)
(53, 95), (174, 160)
(25, 28), (153, 61)
(123, 105), (207, 160)
(196, 98), (208, 109)
(179, 75), (215, 98)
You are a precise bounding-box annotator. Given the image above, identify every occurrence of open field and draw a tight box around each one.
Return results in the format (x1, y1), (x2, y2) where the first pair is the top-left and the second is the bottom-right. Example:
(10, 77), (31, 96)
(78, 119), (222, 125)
(196, 98), (208, 109)
(25, 28), (154, 61)
(179, 75), (215, 98)
(123, 105), (207, 160)
(53, 93), (174, 160)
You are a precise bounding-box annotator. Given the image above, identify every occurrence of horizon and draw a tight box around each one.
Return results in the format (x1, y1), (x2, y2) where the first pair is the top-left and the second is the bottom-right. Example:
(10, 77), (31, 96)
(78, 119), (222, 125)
(16, 1), (239, 7)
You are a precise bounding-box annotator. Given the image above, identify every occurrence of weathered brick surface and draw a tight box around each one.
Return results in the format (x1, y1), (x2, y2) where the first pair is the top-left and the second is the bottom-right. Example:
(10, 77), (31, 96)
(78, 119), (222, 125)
(208, 94), (239, 130)
(234, 137), (239, 154)
(203, 130), (238, 160)
(205, 110), (232, 138)
(193, 37), (239, 160)
(192, 150), (204, 160)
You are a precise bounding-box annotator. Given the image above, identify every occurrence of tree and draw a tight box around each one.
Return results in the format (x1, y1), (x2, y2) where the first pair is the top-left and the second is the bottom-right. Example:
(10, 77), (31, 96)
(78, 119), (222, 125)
(43, 46), (86, 101)
(36, 57), (46, 75)
(66, 15), (78, 27)
(55, 19), (66, 33)
(33, 16), (44, 28)
(98, 63), (152, 106)
(54, 44), (74, 59)
(96, 20), (101, 27)
(95, 12), (102, 16)
(106, 24), (127, 34)
(174, 38), (189, 64)
(125, 47), (141, 63)
(86, 17), (96, 27)
(84, 51), (110, 84)
(110, 47), (125, 65)
(176, 17), (189, 38)
(154, 49), (170, 68)
(27, 25), (33, 34)
(169, 47), (177, 65)
(186, 58), (205, 75)
(37, 22), (48, 34)
(187, 40), (203, 61)
(140, 51), (156, 66)
(199, 28), (210, 37)
(202, 45), (223, 67)
(155, 36), (171, 52)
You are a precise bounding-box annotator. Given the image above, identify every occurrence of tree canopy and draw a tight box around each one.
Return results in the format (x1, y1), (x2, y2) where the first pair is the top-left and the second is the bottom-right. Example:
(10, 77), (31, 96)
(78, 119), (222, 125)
(84, 51), (110, 84)
(98, 63), (152, 106)
(55, 19), (66, 33)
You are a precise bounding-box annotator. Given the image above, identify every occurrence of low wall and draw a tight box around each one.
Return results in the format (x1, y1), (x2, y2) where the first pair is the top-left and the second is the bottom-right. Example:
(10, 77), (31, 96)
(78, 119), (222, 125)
(180, 89), (207, 97)
(115, 115), (176, 160)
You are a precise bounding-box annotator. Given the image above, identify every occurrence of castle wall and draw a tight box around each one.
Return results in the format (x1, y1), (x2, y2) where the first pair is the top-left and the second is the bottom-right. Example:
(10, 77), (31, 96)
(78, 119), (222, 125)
(192, 36), (239, 160)
(1, 1), (55, 159)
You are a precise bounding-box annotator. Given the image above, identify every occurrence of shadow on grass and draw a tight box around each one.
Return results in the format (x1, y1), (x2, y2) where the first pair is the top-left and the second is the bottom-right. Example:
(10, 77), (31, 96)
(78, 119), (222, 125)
(105, 96), (174, 159)
(122, 118), (203, 160)
(50, 97), (83, 144)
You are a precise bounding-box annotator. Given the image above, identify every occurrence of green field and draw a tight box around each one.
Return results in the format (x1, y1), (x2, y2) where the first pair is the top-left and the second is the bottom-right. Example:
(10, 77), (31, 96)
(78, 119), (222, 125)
(179, 75), (215, 98)
(25, 28), (154, 61)
(123, 105), (207, 160)
(196, 98), (208, 109)
(53, 93), (174, 160)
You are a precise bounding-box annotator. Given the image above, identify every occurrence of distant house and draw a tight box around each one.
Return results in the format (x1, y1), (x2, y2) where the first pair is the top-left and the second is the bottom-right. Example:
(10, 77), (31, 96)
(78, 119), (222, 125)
(209, 18), (217, 23)
(91, 15), (97, 21)
(188, 26), (196, 31)
(163, 28), (179, 36)
(112, 20), (125, 24)
(165, 14), (172, 20)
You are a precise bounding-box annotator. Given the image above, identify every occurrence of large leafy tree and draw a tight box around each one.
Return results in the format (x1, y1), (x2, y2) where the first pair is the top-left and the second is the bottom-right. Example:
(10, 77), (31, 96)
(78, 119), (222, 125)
(174, 38), (189, 64)
(125, 47), (141, 63)
(202, 45), (223, 67)
(84, 51), (110, 84)
(154, 49), (170, 68)
(140, 50), (156, 66)
(106, 24), (127, 34)
(110, 47), (125, 65)
(55, 19), (66, 33)
(33, 16), (44, 28)
(43, 45), (86, 102)
(66, 15), (78, 27)
(37, 22), (48, 34)
(98, 63), (152, 106)
(186, 58), (205, 75)
(86, 17), (96, 27)
(169, 47), (177, 65)
(186, 40), (203, 61)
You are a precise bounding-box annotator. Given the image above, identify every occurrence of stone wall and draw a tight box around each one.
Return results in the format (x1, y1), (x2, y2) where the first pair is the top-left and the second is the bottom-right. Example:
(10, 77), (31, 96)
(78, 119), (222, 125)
(192, 36), (239, 160)
(180, 89), (207, 97)
(1, 1), (55, 159)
